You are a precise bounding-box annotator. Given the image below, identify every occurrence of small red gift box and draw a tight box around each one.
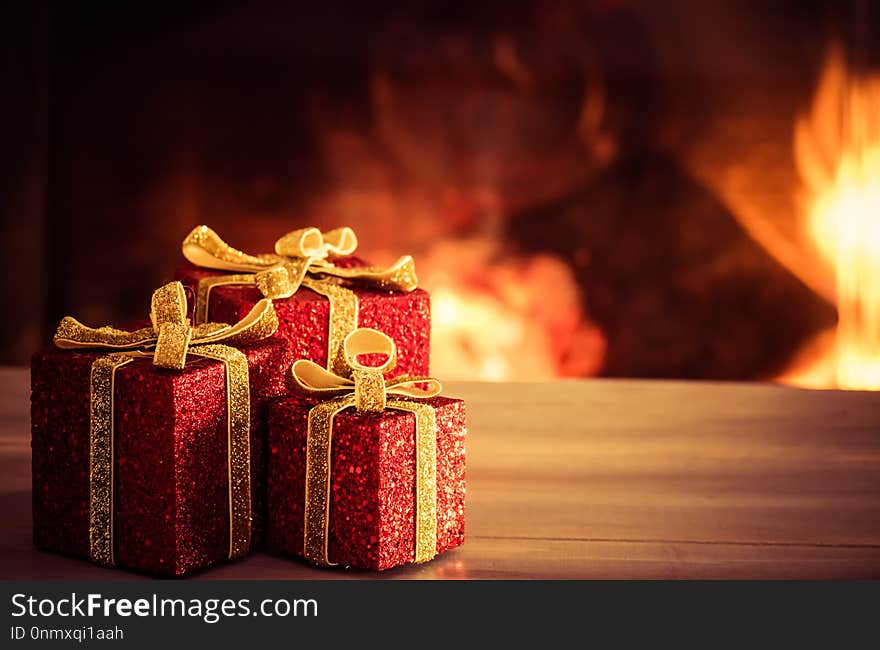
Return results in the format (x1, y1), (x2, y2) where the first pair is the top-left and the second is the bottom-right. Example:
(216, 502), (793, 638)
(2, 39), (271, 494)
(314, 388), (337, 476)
(31, 283), (291, 576)
(268, 396), (466, 570)
(175, 225), (431, 379)
(267, 328), (466, 571)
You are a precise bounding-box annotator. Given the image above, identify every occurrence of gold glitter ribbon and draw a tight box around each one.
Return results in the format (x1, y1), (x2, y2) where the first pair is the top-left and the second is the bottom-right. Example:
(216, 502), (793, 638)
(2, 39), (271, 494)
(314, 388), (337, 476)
(54, 281), (279, 567)
(287, 328), (442, 566)
(181, 225), (418, 377)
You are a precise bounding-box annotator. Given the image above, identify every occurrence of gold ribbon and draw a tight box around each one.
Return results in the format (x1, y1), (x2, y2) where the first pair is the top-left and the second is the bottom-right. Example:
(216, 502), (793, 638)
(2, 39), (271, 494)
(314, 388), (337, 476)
(181, 225), (419, 377)
(287, 328), (442, 566)
(54, 281), (278, 567)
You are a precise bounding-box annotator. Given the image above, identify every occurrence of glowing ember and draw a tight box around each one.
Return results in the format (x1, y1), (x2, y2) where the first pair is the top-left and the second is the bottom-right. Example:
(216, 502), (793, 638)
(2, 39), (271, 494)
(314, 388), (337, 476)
(785, 47), (880, 390)
(416, 238), (605, 381)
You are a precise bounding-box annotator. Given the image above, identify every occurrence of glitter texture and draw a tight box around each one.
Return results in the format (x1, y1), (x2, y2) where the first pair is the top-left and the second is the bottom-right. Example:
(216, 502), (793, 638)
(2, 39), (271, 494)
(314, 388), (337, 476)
(353, 369), (387, 412)
(183, 224), (284, 268)
(268, 395), (466, 571)
(31, 337), (292, 576)
(303, 396), (355, 565)
(176, 263), (431, 379)
(387, 400), (438, 563)
(301, 278), (359, 378)
(54, 318), (156, 349)
(89, 354), (132, 566)
(188, 344), (252, 559)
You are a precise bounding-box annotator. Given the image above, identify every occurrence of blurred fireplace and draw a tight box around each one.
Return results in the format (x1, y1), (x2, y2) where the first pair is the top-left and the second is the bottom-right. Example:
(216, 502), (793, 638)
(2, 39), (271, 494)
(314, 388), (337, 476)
(4, 1), (879, 386)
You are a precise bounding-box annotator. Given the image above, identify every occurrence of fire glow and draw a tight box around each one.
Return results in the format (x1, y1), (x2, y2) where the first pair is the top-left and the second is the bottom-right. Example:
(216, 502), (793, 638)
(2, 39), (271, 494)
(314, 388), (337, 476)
(784, 47), (880, 390)
(420, 238), (605, 381)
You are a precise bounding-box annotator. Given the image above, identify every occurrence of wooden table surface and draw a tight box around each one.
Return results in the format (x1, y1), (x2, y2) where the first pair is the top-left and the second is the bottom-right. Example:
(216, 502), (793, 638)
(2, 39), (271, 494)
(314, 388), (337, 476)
(2, 367), (879, 579)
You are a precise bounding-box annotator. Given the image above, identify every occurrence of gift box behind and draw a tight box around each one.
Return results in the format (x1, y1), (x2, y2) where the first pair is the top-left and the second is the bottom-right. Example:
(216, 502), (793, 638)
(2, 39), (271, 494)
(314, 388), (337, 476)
(31, 337), (291, 576)
(175, 263), (431, 379)
(268, 395), (466, 571)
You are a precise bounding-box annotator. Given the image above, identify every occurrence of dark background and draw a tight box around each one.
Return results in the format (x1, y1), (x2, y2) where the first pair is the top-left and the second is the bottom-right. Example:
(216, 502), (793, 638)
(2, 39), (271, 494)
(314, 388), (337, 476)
(3, 1), (877, 378)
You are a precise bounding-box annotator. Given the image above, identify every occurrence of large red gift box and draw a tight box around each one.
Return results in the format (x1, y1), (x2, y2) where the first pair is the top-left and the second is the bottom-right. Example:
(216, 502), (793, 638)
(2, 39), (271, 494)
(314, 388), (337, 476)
(267, 395), (466, 571)
(175, 263), (431, 379)
(31, 337), (291, 576)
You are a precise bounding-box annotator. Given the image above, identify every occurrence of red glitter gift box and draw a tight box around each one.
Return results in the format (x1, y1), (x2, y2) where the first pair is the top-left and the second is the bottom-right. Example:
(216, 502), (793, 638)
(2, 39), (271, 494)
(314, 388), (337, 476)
(31, 337), (292, 576)
(174, 225), (431, 379)
(176, 264), (431, 377)
(267, 395), (466, 571)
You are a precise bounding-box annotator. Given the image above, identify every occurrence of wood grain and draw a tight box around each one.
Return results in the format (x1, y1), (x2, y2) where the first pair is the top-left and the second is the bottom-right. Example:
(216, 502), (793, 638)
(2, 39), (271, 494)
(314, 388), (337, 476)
(2, 368), (880, 579)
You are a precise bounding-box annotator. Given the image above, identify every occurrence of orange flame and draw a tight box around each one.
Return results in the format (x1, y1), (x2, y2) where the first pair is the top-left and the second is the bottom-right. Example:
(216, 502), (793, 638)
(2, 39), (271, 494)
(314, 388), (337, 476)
(785, 47), (880, 389)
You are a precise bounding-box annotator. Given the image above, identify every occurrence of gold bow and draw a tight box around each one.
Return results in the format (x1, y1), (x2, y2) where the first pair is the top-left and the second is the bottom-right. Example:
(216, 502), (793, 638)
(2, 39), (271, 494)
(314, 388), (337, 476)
(182, 224), (418, 316)
(53, 281), (278, 567)
(181, 225), (419, 378)
(54, 281), (278, 369)
(287, 328), (442, 567)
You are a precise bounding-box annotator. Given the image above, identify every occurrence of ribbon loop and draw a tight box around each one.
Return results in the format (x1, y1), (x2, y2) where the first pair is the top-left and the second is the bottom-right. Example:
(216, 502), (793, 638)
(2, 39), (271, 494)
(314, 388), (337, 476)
(150, 282), (192, 369)
(273, 226), (359, 259)
(274, 227), (322, 258)
(288, 328), (440, 409)
(321, 227), (358, 257)
(150, 281), (189, 328)
(344, 327), (397, 374)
